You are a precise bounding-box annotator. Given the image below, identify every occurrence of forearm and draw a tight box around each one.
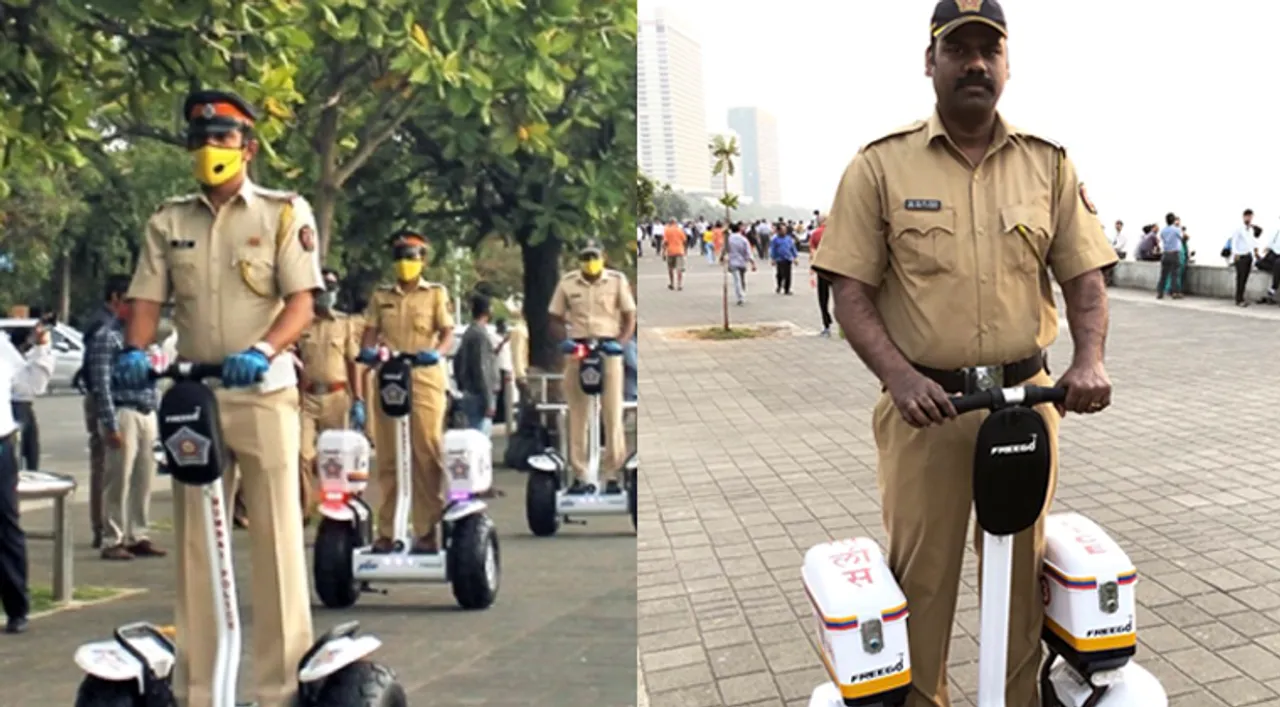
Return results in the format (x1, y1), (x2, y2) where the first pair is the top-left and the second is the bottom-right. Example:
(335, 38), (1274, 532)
(830, 276), (916, 383)
(618, 314), (635, 344)
(549, 315), (567, 341)
(1059, 270), (1108, 365)
(125, 300), (162, 349)
(261, 291), (315, 355)
(434, 329), (454, 354)
(346, 361), (362, 400)
(89, 363), (117, 432)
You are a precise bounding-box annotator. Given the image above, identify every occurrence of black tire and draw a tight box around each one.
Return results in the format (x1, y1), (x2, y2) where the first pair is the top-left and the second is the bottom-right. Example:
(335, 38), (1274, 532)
(314, 518), (360, 609)
(525, 471), (560, 537)
(447, 513), (500, 609)
(626, 468), (637, 530)
(73, 676), (138, 707)
(310, 660), (406, 707)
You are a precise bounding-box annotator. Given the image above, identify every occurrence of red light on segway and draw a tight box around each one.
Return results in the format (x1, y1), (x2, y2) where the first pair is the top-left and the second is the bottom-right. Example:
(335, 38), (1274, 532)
(376, 346), (391, 363)
(573, 344), (588, 359)
(323, 491), (346, 503)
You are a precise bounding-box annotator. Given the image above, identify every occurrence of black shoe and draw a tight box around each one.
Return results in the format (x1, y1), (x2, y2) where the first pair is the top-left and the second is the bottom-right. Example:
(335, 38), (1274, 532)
(5, 616), (28, 634)
(604, 480), (622, 495)
(566, 481), (594, 495)
(91, 529), (102, 550)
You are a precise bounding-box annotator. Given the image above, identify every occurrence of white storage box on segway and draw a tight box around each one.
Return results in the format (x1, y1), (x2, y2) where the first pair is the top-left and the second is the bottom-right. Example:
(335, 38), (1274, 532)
(802, 538), (911, 706)
(316, 429), (371, 494)
(1042, 513), (1138, 674)
(443, 428), (492, 496)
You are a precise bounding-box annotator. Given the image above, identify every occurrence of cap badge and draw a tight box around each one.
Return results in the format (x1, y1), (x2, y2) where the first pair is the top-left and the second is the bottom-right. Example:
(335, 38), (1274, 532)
(956, 0), (983, 12)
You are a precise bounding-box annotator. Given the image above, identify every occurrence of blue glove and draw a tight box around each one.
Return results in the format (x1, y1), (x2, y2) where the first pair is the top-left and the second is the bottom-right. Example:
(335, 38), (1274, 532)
(350, 400), (367, 430)
(357, 347), (379, 365)
(113, 348), (152, 389)
(221, 348), (270, 388)
(414, 350), (440, 367)
(600, 340), (625, 356)
(559, 339), (578, 354)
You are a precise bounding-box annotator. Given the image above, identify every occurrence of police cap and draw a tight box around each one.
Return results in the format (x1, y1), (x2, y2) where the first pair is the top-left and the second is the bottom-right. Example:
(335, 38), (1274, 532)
(930, 0), (1007, 42)
(388, 229), (427, 247)
(578, 239), (603, 258)
(182, 90), (257, 135)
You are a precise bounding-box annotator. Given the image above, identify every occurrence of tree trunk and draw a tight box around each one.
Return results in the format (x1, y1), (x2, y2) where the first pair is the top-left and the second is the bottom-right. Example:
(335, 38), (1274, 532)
(315, 183), (338, 260)
(57, 252), (71, 322)
(521, 229), (562, 372)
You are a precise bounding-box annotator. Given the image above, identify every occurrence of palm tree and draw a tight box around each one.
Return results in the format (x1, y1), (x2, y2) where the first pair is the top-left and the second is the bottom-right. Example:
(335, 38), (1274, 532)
(709, 134), (741, 331)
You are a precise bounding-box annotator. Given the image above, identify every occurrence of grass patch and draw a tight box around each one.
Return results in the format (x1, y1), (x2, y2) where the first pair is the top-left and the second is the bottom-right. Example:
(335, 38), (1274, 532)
(29, 585), (126, 614)
(666, 324), (789, 341)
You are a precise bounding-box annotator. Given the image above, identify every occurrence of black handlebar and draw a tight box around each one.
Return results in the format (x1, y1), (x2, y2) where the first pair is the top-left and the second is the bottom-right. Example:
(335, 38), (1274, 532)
(150, 363), (226, 382)
(950, 386), (1067, 416)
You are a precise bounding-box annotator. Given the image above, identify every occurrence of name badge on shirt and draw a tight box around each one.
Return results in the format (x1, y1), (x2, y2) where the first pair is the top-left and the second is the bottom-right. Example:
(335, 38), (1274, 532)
(904, 199), (942, 212)
(169, 240), (196, 249)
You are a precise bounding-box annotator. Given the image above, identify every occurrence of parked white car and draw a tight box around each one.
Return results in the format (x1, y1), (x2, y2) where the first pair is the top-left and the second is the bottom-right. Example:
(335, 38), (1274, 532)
(0, 319), (86, 391)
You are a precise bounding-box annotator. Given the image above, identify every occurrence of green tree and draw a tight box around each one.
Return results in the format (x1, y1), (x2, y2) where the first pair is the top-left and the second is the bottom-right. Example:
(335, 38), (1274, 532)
(710, 133), (740, 330)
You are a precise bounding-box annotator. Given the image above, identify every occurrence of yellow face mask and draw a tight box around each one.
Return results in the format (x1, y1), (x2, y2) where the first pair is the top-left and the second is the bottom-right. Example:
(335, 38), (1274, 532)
(191, 145), (244, 187)
(581, 258), (604, 277)
(395, 260), (424, 282)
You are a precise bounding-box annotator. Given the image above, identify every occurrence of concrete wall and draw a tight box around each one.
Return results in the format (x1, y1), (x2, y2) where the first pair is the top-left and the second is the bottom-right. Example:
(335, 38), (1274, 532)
(1110, 260), (1274, 300)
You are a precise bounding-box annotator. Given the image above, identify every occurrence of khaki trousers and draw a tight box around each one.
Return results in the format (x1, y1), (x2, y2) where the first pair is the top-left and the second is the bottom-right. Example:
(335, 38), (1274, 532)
(372, 375), (446, 539)
(83, 395), (107, 535)
(298, 389), (351, 514)
(564, 356), (626, 482)
(172, 387), (312, 707)
(872, 370), (1059, 707)
(101, 408), (158, 547)
(362, 367), (379, 447)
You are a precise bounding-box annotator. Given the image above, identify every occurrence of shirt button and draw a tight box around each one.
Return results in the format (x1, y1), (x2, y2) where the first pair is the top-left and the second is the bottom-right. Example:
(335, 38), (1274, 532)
(980, 325), (989, 334)
(980, 276), (989, 284)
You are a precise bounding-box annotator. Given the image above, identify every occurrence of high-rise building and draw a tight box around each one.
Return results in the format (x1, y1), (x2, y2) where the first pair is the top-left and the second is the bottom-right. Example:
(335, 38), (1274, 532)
(728, 107), (782, 206)
(638, 7), (710, 195)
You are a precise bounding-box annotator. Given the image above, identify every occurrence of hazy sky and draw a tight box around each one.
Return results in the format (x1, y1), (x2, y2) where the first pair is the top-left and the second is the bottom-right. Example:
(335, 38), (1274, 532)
(641, 0), (1280, 254)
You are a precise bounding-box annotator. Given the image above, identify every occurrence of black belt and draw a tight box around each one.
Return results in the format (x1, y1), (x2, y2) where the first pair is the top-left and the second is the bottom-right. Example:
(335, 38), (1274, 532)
(913, 352), (1048, 395)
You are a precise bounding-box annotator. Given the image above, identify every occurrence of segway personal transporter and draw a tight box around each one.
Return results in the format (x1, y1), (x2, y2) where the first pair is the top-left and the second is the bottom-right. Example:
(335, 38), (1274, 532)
(72, 362), (405, 707)
(803, 385), (1167, 707)
(311, 348), (499, 610)
(525, 338), (637, 536)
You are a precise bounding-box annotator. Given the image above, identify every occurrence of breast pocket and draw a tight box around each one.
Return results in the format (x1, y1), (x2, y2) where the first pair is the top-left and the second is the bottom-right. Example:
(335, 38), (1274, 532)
(168, 254), (201, 300)
(889, 208), (958, 277)
(236, 248), (277, 298)
(1000, 204), (1052, 274)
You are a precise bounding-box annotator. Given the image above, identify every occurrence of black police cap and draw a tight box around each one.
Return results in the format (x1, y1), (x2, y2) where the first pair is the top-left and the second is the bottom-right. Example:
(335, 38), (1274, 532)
(182, 90), (258, 129)
(388, 229), (427, 246)
(930, 0), (1007, 41)
(579, 239), (603, 257)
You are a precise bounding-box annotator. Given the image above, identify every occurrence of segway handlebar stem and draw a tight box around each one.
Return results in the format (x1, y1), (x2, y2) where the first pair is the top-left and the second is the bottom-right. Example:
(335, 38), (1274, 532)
(950, 385), (1066, 416)
(375, 347), (440, 367)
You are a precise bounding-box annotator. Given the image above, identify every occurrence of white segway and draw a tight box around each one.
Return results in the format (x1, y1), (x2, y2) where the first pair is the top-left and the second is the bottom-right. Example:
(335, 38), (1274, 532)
(525, 338), (636, 536)
(72, 362), (404, 707)
(311, 348), (499, 610)
(803, 385), (1167, 707)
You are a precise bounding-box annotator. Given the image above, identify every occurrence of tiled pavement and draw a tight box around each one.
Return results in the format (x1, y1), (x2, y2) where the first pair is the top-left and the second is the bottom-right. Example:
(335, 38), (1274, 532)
(636, 252), (1280, 707)
(10, 398), (637, 706)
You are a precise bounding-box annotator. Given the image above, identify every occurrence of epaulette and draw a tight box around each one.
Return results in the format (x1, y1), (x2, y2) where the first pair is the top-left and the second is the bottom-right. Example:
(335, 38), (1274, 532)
(1010, 127), (1066, 154)
(154, 194), (198, 213)
(253, 185), (300, 202)
(376, 283), (397, 291)
(560, 270), (580, 281)
(861, 121), (927, 151)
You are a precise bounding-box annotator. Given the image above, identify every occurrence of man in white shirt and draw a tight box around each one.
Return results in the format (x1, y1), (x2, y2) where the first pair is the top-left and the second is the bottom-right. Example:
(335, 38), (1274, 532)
(1111, 220), (1127, 259)
(1258, 227), (1280, 304)
(1230, 209), (1260, 306)
(0, 334), (33, 633)
(8, 321), (56, 471)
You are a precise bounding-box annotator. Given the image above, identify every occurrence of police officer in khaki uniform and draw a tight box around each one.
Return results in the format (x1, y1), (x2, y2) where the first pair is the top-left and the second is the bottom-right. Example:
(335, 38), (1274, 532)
(114, 89), (322, 707)
(358, 231), (454, 553)
(811, 4), (1116, 706)
(548, 240), (637, 494)
(296, 267), (363, 517)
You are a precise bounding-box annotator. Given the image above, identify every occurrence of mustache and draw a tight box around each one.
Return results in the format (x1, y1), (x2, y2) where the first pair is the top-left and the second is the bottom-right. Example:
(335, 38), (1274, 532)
(956, 74), (994, 92)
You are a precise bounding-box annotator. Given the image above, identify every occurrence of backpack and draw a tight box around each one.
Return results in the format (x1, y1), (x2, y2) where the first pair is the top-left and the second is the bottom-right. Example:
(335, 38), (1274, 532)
(503, 400), (553, 471)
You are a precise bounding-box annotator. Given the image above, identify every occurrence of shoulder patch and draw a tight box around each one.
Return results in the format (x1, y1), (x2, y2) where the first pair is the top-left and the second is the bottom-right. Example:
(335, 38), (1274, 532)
(861, 120), (927, 151)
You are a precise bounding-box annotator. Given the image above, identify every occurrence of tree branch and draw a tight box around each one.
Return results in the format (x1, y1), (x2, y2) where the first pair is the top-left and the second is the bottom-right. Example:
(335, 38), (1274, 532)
(332, 93), (420, 186)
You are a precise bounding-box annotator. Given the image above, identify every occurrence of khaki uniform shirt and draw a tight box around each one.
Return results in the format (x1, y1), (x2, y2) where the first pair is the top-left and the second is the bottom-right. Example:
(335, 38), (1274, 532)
(362, 280), (454, 389)
(811, 111), (1116, 371)
(508, 322), (529, 380)
(297, 312), (357, 385)
(127, 179), (324, 373)
(547, 269), (637, 339)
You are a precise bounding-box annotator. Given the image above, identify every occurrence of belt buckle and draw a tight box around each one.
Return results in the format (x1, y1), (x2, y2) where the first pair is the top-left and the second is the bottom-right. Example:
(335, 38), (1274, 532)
(965, 365), (1002, 394)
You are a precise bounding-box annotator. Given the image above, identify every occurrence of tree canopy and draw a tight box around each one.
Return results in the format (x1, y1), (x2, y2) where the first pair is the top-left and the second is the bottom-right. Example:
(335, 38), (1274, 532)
(1, 0), (636, 368)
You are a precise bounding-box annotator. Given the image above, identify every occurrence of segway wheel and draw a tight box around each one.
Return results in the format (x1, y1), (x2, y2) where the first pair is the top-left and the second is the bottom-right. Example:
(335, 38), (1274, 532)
(310, 660), (406, 707)
(313, 518), (360, 609)
(626, 468), (637, 530)
(525, 472), (560, 537)
(447, 513), (500, 610)
(73, 676), (138, 707)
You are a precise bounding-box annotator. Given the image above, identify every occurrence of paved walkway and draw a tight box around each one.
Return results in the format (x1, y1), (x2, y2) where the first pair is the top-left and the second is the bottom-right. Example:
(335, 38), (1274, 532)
(637, 252), (1280, 707)
(11, 400), (637, 706)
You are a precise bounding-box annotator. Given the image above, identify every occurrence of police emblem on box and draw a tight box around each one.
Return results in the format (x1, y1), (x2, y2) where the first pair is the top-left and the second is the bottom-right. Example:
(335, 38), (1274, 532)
(380, 383), (408, 407)
(448, 456), (469, 481)
(580, 367), (602, 388)
(164, 426), (213, 467)
(322, 457), (343, 480)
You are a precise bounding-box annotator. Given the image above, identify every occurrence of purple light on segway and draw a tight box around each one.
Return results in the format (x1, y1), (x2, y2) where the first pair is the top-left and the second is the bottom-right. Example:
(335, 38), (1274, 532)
(448, 491), (470, 502)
